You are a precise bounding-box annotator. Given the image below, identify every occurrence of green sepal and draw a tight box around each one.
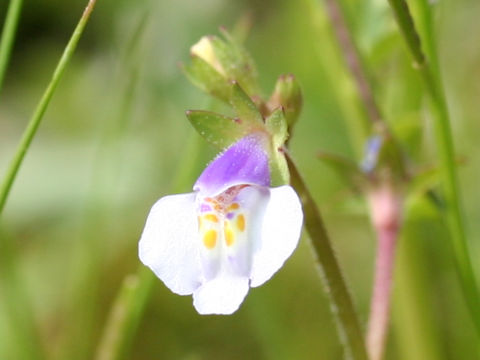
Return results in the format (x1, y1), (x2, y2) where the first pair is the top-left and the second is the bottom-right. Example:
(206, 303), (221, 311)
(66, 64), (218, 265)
(182, 55), (230, 103)
(265, 107), (288, 148)
(229, 81), (264, 126)
(317, 152), (368, 193)
(265, 108), (290, 186)
(186, 110), (250, 149)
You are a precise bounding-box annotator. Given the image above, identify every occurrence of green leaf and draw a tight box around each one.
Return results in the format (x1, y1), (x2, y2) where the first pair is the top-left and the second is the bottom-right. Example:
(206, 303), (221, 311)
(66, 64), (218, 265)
(317, 152), (367, 192)
(182, 55), (231, 103)
(265, 107), (288, 148)
(229, 81), (263, 125)
(186, 110), (249, 149)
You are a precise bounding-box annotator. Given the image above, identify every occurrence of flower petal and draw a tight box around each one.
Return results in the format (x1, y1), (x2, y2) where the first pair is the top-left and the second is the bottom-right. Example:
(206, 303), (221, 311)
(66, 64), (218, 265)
(193, 274), (250, 315)
(139, 193), (202, 295)
(249, 185), (303, 287)
(194, 134), (270, 196)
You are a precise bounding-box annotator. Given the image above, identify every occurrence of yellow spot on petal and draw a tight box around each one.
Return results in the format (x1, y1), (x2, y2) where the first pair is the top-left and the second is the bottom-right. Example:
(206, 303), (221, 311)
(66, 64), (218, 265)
(228, 203), (240, 211)
(214, 204), (222, 211)
(204, 214), (218, 223)
(197, 216), (202, 228)
(236, 214), (245, 232)
(224, 226), (235, 247)
(203, 230), (217, 249)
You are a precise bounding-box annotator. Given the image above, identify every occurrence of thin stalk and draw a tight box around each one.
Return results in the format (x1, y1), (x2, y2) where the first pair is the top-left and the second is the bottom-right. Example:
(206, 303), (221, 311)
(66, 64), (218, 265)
(322, 0), (383, 129)
(387, 0), (480, 336)
(94, 267), (155, 360)
(366, 185), (402, 360)
(286, 153), (368, 360)
(0, 2), (97, 359)
(366, 226), (398, 360)
(322, 1), (407, 357)
(0, 0), (98, 216)
(0, 0), (23, 94)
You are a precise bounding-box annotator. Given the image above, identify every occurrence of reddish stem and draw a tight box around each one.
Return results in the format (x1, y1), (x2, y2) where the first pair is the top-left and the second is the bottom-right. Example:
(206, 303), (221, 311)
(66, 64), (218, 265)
(367, 184), (402, 360)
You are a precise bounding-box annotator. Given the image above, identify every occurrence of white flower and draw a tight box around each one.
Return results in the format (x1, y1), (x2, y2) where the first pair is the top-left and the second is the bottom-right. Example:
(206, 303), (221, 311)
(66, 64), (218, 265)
(139, 134), (303, 314)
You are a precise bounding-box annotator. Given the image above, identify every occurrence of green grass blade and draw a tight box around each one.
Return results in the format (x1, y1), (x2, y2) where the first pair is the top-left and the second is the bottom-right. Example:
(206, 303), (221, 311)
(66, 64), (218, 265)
(0, 0), (98, 216)
(0, 0), (23, 95)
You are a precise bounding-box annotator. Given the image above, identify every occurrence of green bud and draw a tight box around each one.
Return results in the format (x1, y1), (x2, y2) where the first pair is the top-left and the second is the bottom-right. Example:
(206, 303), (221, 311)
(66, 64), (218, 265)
(268, 74), (303, 128)
(185, 30), (260, 103)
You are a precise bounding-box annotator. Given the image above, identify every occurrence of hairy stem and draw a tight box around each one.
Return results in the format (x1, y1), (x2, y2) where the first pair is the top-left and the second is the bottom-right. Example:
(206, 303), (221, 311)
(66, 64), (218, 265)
(366, 184), (402, 360)
(287, 153), (368, 360)
(367, 226), (398, 360)
(387, 0), (480, 336)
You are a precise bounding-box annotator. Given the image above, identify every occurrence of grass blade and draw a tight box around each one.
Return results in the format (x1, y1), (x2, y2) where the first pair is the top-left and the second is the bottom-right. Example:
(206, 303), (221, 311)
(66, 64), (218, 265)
(0, 0), (99, 216)
(0, 0), (23, 95)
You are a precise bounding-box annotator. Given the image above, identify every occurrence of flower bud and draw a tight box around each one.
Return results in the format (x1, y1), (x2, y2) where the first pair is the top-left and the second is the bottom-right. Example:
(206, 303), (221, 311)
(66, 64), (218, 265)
(268, 74), (303, 128)
(190, 36), (226, 76)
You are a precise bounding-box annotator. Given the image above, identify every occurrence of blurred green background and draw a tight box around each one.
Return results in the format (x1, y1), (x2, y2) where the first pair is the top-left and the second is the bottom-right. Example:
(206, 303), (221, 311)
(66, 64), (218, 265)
(1, 0), (480, 359)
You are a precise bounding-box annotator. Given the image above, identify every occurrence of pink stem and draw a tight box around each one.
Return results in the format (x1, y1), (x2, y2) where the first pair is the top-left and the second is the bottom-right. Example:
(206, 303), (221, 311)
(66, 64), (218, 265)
(367, 185), (401, 360)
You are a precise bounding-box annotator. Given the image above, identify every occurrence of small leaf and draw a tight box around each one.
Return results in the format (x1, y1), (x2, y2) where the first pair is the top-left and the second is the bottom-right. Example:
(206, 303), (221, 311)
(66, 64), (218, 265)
(186, 110), (248, 149)
(317, 152), (367, 192)
(265, 107), (288, 148)
(229, 81), (264, 126)
(182, 55), (230, 103)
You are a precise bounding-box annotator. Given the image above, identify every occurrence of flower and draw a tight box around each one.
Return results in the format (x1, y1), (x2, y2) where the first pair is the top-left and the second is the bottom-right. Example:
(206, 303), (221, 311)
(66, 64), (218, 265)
(139, 134), (303, 314)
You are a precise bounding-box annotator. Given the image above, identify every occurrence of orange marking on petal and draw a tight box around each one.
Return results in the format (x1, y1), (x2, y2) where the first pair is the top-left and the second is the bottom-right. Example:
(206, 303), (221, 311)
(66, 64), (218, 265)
(236, 214), (245, 232)
(228, 203), (240, 211)
(203, 230), (217, 249)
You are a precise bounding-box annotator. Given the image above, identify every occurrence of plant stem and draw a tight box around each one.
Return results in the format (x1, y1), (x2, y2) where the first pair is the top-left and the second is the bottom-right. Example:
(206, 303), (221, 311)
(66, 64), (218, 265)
(0, 0), (98, 216)
(286, 153), (368, 360)
(0, 0), (23, 95)
(367, 229), (398, 360)
(386, 0), (480, 336)
(94, 267), (155, 360)
(366, 226), (397, 360)
(366, 185), (401, 360)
